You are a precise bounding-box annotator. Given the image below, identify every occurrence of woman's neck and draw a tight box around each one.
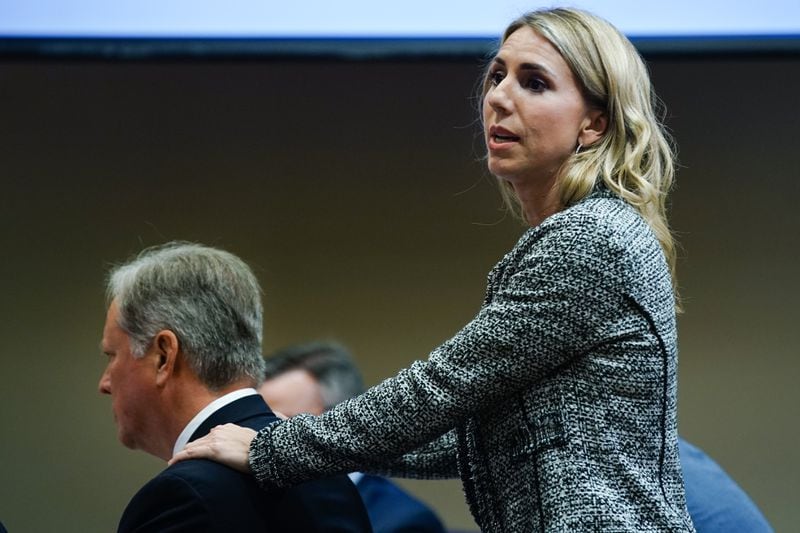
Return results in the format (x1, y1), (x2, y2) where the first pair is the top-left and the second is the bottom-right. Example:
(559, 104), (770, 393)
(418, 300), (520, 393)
(511, 178), (563, 227)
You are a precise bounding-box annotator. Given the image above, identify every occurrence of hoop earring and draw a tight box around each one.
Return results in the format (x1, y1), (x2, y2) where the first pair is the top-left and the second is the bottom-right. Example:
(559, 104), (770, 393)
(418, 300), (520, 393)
(575, 143), (583, 154)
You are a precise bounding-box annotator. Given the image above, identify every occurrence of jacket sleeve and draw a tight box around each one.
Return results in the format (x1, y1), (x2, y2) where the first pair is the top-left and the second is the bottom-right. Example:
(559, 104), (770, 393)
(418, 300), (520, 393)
(250, 215), (629, 489)
(362, 428), (459, 479)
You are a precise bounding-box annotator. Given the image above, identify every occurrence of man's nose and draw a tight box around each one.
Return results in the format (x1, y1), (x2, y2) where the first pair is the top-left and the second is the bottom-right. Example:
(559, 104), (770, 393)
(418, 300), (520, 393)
(98, 370), (111, 395)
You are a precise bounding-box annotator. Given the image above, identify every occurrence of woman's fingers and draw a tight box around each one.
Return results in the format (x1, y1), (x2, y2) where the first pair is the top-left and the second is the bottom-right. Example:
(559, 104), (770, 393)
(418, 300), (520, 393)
(168, 423), (257, 474)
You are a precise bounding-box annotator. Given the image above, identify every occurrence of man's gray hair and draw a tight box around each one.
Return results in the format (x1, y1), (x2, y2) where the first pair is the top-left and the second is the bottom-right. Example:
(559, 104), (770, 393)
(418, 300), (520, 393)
(107, 241), (266, 390)
(263, 341), (364, 410)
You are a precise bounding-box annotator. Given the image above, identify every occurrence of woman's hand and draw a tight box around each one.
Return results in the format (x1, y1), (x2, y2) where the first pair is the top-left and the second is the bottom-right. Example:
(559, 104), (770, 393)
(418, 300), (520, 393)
(168, 423), (257, 473)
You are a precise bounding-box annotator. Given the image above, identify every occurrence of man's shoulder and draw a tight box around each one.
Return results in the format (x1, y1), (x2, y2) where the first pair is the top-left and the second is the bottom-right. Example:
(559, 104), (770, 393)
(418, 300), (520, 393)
(680, 439), (773, 532)
(161, 456), (255, 491)
(356, 475), (445, 533)
(118, 465), (220, 532)
(357, 474), (417, 502)
(119, 393), (372, 532)
(122, 455), (372, 532)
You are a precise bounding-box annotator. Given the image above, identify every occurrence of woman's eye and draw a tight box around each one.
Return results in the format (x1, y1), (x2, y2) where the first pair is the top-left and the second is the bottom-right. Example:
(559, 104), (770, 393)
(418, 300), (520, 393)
(525, 77), (548, 92)
(489, 70), (505, 86)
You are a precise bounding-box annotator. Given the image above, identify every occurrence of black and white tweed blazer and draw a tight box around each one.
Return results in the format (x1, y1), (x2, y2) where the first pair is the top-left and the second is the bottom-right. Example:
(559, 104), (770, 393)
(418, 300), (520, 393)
(250, 187), (696, 532)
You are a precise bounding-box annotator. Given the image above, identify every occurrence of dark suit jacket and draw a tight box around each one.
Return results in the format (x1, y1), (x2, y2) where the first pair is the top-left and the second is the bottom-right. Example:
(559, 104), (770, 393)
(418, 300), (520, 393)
(355, 475), (445, 533)
(118, 394), (372, 532)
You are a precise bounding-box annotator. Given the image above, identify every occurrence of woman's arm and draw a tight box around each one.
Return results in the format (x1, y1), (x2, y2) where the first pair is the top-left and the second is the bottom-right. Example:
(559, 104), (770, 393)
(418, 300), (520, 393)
(247, 212), (637, 489)
(175, 202), (646, 488)
(361, 428), (459, 480)
(173, 421), (460, 479)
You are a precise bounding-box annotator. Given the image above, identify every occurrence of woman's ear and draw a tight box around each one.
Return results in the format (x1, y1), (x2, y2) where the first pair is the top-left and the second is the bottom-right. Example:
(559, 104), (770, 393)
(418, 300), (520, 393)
(579, 109), (608, 148)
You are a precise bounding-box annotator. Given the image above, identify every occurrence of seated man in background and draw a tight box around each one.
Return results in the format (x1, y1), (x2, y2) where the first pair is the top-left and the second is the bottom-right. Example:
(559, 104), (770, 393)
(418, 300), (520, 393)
(259, 341), (447, 533)
(98, 242), (371, 532)
(260, 341), (773, 533)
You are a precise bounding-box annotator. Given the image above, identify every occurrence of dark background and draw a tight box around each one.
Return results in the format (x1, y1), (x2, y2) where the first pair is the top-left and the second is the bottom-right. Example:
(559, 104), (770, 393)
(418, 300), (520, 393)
(0, 53), (797, 531)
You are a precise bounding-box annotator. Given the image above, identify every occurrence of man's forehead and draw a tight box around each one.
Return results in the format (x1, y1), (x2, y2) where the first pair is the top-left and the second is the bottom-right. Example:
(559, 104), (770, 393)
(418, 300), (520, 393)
(260, 369), (325, 416)
(266, 368), (318, 388)
(100, 300), (122, 348)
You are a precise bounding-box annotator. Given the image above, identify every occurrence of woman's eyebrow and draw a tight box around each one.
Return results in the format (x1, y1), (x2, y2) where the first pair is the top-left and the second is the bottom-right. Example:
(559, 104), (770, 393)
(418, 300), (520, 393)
(492, 56), (555, 76)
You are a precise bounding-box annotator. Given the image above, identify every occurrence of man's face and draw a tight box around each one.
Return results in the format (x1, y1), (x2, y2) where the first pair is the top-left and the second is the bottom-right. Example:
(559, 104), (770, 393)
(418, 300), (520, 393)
(98, 300), (162, 456)
(259, 368), (326, 417)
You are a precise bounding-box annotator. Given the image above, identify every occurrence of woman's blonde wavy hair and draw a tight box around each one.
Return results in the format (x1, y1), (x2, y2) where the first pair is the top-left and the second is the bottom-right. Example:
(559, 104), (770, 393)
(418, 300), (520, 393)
(483, 8), (679, 304)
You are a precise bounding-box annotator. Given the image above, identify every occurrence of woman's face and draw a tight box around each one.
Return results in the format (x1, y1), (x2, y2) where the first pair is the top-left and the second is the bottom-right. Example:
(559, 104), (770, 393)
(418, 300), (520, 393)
(483, 26), (600, 186)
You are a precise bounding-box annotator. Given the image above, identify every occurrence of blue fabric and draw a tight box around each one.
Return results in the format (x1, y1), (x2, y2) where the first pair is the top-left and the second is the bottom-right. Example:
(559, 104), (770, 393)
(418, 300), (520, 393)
(355, 475), (445, 533)
(680, 439), (773, 532)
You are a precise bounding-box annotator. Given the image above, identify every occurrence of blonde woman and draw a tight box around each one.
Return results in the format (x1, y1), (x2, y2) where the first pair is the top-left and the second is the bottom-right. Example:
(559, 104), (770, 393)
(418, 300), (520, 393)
(174, 8), (694, 531)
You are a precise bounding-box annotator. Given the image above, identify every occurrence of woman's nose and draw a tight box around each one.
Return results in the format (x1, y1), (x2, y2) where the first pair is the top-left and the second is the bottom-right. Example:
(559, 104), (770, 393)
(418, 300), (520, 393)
(486, 80), (513, 114)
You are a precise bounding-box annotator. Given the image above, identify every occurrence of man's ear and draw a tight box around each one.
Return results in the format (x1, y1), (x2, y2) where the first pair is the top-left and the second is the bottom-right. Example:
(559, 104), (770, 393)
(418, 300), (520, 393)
(579, 109), (608, 148)
(152, 330), (179, 387)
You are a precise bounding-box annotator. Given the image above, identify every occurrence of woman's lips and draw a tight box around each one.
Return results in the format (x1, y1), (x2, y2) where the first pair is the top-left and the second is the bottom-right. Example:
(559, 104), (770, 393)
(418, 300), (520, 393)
(488, 125), (520, 148)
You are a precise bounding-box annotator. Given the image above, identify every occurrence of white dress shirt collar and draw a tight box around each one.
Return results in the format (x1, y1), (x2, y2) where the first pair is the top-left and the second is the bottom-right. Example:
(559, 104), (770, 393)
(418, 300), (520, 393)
(171, 388), (259, 459)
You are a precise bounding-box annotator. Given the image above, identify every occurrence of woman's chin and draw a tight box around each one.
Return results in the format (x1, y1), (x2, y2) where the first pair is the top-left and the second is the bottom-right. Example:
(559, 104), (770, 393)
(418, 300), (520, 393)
(487, 160), (518, 181)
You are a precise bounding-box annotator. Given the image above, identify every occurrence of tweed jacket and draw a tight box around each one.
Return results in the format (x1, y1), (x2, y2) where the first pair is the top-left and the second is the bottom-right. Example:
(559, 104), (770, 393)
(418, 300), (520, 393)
(250, 187), (696, 532)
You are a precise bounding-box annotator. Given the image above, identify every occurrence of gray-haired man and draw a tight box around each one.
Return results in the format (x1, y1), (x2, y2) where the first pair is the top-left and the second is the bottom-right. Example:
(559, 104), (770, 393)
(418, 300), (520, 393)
(98, 242), (371, 532)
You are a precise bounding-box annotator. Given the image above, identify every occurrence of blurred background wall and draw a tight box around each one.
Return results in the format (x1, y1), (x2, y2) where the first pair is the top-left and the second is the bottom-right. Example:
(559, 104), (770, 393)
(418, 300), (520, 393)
(0, 54), (797, 531)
